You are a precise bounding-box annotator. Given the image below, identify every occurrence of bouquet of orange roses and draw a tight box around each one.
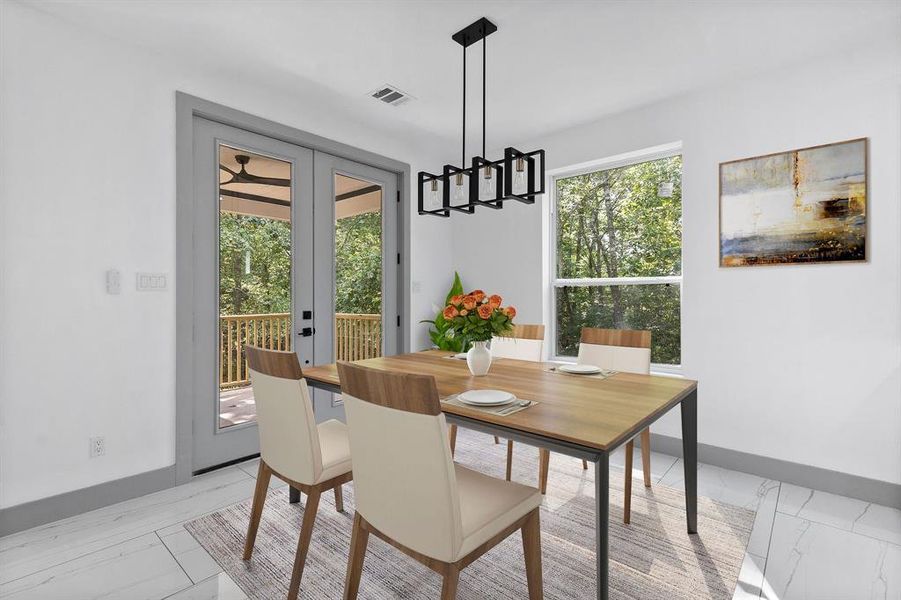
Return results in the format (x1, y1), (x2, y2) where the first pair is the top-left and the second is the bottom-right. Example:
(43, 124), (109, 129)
(442, 289), (516, 345)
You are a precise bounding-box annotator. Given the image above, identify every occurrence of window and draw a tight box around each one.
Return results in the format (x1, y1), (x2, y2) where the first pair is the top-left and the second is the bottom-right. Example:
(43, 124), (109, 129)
(551, 148), (682, 367)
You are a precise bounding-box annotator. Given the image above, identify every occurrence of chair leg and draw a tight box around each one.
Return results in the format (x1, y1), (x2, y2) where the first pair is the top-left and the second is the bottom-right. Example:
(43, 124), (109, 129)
(287, 488), (321, 600)
(494, 435), (500, 444)
(243, 460), (272, 560)
(441, 564), (460, 600)
(506, 440), (514, 481)
(538, 448), (550, 495)
(448, 424), (457, 456)
(641, 427), (652, 487)
(334, 484), (344, 513)
(582, 459), (588, 470)
(624, 440), (634, 524)
(521, 509), (544, 600)
(343, 513), (370, 600)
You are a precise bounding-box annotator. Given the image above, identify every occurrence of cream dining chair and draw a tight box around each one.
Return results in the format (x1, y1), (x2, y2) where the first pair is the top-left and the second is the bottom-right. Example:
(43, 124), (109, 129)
(447, 324), (546, 452)
(243, 346), (353, 600)
(489, 325), (551, 487)
(554, 327), (653, 524)
(338, 362), (544, 600)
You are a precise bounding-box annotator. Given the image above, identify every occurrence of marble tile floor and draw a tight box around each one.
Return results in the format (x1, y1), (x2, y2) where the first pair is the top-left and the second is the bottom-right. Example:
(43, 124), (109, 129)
(1, 430), (898, 600)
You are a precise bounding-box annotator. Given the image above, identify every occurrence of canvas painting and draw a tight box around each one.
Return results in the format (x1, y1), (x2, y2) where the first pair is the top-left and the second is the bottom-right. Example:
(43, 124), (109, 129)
(719, 138), (867, 267)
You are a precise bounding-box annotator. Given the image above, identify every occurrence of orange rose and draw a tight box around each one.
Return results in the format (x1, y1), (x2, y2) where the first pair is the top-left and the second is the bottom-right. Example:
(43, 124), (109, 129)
(470, 289), (485, 302)
(461, 295), (477, 310)
(460, 309), (468, 316)
(443, 305), (458, 320)
(503, 306), (516, 319)
(487, 294), (502, 309)
(449, 294), (465, 306)
(477, 304), (493, 319)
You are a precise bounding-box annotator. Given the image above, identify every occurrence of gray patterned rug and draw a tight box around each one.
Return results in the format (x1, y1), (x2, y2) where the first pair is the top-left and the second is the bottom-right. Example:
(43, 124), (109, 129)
(186, 429), (754, 599)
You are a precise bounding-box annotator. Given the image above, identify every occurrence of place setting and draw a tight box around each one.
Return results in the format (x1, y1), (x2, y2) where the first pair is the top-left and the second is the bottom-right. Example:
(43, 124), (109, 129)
(441, 389), (537, 416)
(546, 362), (617, 379)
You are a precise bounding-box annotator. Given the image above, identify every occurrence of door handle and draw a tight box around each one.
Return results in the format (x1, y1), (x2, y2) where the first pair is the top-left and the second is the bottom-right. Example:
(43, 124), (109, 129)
(298, 327), (316, 337)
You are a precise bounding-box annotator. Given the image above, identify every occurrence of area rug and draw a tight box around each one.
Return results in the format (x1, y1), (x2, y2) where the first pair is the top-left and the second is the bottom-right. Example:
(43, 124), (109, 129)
(186, 429), (755, 599)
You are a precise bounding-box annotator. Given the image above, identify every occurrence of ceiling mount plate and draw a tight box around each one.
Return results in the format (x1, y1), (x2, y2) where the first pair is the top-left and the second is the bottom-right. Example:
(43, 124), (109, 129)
(452, 17), (497, 48)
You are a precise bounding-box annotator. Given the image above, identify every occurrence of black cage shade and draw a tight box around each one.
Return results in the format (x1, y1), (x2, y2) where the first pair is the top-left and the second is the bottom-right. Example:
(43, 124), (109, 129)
(418, 171), (449, 217)
(503, 147), (545, 204)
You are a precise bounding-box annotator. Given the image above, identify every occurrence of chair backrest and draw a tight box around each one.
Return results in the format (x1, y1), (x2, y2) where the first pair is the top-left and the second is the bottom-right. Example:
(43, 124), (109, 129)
(577, 328), (652, 375)
(491, 323), (545, 362)
(245, 346), (322, 485)
(338, 361), (462, 562)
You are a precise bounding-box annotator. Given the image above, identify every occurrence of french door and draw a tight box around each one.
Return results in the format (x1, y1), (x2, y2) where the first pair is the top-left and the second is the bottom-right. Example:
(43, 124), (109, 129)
(191, 118), (398, 472)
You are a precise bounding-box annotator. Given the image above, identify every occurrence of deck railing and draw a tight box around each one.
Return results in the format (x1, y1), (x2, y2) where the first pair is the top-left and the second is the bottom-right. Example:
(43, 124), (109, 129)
(219, 312), (381, 389)
(334, 313), (382, 362)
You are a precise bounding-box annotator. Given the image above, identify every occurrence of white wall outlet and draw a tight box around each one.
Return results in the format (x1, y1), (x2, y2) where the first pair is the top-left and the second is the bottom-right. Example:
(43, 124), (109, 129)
(136, 272), (168, 292)
(106, 269), (121, 294)
(89, 436), (105, 458)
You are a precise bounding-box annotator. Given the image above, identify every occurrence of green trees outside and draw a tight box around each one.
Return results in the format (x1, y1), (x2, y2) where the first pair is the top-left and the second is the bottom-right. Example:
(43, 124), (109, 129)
(555, 155), (682, 364)
(334, 211), (382, 314)
(218, 210), (382, 317)
(219, 214), (291, 316)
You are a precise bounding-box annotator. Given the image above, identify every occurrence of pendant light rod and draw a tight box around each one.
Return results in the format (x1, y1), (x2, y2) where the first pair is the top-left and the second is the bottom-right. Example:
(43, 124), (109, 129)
(482, 34), (487, 159)
(462, 43), (466, 167)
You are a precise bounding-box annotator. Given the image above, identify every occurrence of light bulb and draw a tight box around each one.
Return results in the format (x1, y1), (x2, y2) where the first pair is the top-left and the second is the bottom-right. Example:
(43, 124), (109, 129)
(452, 173), (466, 204)
(513, 157), (526, 194)
(479, 166), (495, 199)
(429, 179), (440, 208)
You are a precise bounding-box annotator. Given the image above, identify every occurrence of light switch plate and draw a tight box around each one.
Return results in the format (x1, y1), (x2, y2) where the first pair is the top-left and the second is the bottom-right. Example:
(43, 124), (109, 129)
(106, 270), (121, 295)
(136, 272), (168, 291)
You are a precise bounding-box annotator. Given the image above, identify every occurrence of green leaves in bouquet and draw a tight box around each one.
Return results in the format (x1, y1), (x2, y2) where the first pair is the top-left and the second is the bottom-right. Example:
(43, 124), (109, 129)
(421, 271), (466, 352)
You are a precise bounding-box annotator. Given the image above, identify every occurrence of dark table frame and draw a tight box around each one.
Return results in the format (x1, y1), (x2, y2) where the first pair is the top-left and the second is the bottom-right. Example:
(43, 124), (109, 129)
(299, 377), (697, 600)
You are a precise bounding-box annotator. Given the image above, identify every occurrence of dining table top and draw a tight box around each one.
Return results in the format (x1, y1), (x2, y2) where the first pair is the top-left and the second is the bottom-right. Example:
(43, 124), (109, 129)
(302, 350), (697, 452)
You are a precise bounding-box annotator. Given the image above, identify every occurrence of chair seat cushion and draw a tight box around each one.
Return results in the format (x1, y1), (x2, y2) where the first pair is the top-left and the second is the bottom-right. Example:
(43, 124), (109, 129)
(316, 419), (352, 483)
(455, 464), (543, 560)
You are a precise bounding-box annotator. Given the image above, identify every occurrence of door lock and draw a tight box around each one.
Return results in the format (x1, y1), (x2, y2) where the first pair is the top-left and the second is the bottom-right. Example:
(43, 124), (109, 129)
(298, 327), (316, 337)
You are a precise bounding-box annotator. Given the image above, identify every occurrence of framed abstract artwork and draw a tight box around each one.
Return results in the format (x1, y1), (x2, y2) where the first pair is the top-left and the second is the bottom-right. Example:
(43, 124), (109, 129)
(719, 138), (867, 267)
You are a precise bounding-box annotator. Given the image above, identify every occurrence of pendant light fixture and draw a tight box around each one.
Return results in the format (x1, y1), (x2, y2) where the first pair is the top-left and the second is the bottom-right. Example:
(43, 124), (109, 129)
(418, 18), (545, 217)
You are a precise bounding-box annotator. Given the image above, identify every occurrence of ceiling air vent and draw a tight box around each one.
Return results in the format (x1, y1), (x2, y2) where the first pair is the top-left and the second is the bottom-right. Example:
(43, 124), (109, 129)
(370, 84), (413, 106)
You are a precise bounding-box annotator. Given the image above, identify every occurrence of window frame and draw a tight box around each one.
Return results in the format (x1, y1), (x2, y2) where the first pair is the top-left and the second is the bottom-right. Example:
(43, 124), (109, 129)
(547, 142), (683, 374)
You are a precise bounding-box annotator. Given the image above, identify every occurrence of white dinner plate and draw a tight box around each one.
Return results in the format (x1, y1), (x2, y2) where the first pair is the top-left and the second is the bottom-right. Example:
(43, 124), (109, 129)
(457, 389), (516, 406)
(558, 364), (602, 375)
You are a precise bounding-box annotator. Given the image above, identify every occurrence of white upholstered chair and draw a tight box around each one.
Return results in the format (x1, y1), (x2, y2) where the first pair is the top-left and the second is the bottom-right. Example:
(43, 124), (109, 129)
(243, 346), (352, 600)
(338, 362), (544, 600)
(447, 324), (546, 452)
(489, 325), (552, 486)
(557, 328), (652, 523)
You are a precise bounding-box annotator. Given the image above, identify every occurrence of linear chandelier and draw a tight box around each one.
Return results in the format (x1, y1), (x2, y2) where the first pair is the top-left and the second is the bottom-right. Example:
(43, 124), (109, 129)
(418, 18), (545, 217)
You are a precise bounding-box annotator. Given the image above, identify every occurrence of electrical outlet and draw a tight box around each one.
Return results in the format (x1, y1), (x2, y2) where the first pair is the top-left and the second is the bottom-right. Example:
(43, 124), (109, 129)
(90, 436), (105, 458)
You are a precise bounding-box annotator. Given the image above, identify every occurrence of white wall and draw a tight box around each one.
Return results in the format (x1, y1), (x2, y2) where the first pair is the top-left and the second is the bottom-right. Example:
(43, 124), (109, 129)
(449, 40), (901, 485)
(0, 2), (451, 508)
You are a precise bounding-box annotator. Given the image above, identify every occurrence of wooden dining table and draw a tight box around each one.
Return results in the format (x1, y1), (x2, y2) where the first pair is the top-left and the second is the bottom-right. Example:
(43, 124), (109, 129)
(300, 350), (698, 600)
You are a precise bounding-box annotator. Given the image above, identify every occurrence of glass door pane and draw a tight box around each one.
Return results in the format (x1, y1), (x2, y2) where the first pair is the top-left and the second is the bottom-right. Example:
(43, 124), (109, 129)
(334, 173), (382, 362)
(217, 145), (293, 428)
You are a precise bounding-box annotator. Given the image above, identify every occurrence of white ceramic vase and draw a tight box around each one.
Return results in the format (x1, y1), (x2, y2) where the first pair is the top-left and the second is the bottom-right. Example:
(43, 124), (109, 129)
(466, 340), (492, 376)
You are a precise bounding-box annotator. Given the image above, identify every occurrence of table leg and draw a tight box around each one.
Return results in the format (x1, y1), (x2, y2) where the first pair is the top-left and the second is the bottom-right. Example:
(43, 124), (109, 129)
(595, 452), (609, 600)
(289, 486), (301, 504)
(681, 389), (698, 534)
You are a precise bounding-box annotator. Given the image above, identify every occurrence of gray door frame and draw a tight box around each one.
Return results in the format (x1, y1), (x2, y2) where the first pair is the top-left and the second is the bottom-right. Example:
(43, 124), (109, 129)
(176, 92), (412, 484)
